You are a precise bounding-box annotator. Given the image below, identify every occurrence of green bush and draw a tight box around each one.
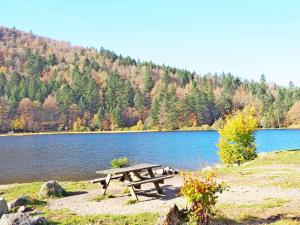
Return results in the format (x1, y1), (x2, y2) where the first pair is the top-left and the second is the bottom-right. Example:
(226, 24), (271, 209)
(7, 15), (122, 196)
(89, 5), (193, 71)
(111, 157), (129, 168)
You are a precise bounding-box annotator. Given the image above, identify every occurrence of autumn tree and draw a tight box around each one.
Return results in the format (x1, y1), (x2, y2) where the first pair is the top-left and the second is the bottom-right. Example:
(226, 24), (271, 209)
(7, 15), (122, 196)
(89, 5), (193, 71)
(286, 101), (300, 126)
(218, 107), (258, 164)
(17, 98), (41, 131)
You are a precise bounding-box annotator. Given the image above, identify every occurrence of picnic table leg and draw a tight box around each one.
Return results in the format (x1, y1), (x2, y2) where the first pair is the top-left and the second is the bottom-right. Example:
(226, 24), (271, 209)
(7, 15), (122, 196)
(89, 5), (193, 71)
(124, 172), (139, 201)
(103, 174), (112, 195)
(147, 168), (163, 194)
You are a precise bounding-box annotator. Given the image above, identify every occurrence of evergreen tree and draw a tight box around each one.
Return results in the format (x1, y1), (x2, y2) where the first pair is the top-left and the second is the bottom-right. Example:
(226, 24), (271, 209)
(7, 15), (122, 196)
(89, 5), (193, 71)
(0, 73), (7, 96)
(56, 84), (74, 113)
(134, 89), (144, 118)
(162, 71), (170, 85)
(144, 69), (154, 92)
(150, 97), (160, 126)
(6, 72), (22, 107)
(48, 53), (57, 66)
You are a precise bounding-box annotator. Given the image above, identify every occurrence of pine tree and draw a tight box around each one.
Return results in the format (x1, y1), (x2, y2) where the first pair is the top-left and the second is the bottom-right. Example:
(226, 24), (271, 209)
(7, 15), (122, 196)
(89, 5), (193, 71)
(144, 69), (154, 92)
(150, 97), (160, 126)
(134, 89), (144, 118)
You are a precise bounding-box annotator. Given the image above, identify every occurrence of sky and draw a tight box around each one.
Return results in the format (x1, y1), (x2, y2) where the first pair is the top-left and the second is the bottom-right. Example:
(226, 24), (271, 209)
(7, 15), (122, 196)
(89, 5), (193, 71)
(1, 0), (300, 86)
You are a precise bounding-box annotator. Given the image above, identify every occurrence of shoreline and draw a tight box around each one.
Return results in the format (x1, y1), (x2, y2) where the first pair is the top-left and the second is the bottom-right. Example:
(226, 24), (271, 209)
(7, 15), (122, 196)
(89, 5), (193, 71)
(1, 127), (300, 137)
(0, 149), (298, 187)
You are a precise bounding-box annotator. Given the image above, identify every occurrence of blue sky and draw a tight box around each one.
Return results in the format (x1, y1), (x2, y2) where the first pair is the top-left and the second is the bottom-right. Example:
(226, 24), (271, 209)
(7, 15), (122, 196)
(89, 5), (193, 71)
(1, 0), (300, 85)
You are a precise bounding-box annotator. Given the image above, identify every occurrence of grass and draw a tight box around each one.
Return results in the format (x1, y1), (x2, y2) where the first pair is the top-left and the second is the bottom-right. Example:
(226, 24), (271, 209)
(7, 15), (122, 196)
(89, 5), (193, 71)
(125, 199), (138, 205)
(214, 150), (300, 188)
(216, 150), (300, 174)
(90, 193), (115, 202)
(36, 209), (158, 225)
(0, 181), (157, 224)
(211, 150), (300, 224)
(0, 181), (97, 202)
(34, 200), (158, 225)
(269, 219), (300, 225)
(217, 198), (290, 213)
(123, 187), (130, 194)
(1, 150), (299, 224)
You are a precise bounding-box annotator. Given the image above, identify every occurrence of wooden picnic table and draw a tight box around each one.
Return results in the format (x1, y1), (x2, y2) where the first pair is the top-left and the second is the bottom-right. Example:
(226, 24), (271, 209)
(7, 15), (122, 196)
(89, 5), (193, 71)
(93, 163), (173, 201)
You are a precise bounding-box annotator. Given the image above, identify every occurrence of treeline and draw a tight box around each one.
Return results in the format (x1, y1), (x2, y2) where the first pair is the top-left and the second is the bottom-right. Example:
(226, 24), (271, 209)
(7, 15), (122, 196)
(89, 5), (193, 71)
(0, 26), (300, 133)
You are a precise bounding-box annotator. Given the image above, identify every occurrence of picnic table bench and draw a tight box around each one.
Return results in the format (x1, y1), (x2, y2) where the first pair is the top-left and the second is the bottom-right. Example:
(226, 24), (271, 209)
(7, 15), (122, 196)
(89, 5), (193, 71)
(94, 163), (173, 201)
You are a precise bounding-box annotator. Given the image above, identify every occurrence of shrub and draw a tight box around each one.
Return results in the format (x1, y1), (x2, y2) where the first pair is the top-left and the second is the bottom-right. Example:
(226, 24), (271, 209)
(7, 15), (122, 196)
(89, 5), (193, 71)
(111, 157), (129, 168)
(180, 171), (226, 225)
(218, 107), (258, 164)
(129, 120), (144, 131)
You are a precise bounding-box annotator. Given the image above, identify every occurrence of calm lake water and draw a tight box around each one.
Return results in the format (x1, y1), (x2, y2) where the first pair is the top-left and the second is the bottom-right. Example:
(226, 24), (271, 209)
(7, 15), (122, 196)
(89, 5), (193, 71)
(1, 129), (300, 184)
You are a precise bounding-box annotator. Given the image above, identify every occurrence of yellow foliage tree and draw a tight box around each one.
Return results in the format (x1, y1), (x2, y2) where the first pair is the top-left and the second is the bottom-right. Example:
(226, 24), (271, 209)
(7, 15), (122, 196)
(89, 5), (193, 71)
(130, 120), (144, 131)
(73, 117), (82, 131)
(218, 107), (258, 164)
(10, 117), (25, 131)
(0, 66), (8, 74)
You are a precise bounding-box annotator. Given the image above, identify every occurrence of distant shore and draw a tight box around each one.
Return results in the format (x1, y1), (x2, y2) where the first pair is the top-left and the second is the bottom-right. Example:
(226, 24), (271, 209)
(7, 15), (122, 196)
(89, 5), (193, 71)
(0, 127), (300, 137)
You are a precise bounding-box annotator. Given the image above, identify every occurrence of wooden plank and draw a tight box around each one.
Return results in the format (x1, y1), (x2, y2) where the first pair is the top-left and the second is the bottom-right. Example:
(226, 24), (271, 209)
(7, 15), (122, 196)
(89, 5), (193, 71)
(125, 175), (173, 187)
(103, 174), (112, 195)
(148, 168), (162, 194)
(129, 186), (139, 201)
(123, 172), (139, 201)
(89, 174), (123, 184)
(96, 163), (161, 175)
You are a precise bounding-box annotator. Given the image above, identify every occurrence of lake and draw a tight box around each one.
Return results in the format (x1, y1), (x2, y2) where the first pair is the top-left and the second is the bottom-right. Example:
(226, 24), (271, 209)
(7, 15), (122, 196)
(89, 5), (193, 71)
(1, 129), (300, 184)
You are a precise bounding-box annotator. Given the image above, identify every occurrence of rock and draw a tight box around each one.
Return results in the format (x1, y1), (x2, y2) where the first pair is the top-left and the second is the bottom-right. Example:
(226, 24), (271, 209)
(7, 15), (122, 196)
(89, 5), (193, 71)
(202, 166), (212, 172)
(8, 196), (31, 211)
(17, 206), (27, 213)
(155, 168), (165, 175)
(38, 180), (66, 198)
(173, 169), (180, 174)
(0, 197), (9, 218)
(156, 204), (181, 225)
(163, 166), (171, 175)
(156, 167), (180, 175)
(0, 212), (47, 225)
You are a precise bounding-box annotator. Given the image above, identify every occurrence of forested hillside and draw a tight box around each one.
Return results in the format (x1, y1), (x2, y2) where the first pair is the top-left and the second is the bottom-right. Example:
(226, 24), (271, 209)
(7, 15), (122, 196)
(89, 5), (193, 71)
(0, 26), (300, 133)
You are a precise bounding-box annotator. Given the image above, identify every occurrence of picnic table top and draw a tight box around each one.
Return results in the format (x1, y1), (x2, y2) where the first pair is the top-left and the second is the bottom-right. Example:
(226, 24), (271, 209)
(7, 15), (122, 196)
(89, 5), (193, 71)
(96, 163), (161, 175)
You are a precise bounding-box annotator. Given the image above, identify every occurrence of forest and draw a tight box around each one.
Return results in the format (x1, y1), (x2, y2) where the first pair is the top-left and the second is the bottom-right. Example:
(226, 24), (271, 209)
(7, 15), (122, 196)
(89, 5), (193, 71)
(0, 26), (300, 133)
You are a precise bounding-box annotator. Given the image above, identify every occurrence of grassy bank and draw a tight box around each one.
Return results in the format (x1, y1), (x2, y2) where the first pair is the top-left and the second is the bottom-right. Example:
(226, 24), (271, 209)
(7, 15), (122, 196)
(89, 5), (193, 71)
(212, 149), (300, 225)
(1, 150), (299, 224)
(0, 181), (158, 224)
(1, 127), (300, 137)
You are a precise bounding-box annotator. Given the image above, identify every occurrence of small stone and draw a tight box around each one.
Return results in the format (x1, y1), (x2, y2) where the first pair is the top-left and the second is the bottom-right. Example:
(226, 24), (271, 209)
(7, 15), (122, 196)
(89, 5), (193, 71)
(38, 180), (66, 198)
(0, 212), (47, 225)
(173, 169), (180, 174)
(155, 168), (165, 175)
(17, 206), (27, 213)
(0, 197), (9, 218)
(202, 166), (212, 172)
(8, 196), (31, 211)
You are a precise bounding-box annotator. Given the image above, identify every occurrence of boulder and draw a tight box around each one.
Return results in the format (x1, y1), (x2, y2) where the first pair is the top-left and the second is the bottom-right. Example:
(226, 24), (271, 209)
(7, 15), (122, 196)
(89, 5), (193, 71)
(0, 212), (47, 225)
(156, 204), (181, 225)
(0, 197), (9, 218)
(38, 180), (66, 198)
(8, 196), (31, 211)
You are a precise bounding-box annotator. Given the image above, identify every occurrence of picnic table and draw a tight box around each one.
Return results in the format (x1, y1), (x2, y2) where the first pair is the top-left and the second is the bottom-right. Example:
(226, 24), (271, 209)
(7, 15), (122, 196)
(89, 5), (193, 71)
(91, 163), (173, 201)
